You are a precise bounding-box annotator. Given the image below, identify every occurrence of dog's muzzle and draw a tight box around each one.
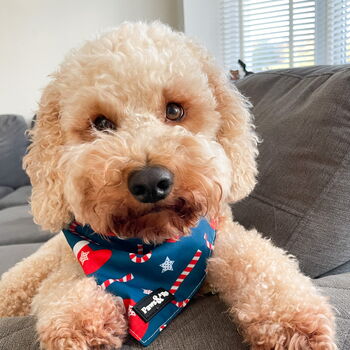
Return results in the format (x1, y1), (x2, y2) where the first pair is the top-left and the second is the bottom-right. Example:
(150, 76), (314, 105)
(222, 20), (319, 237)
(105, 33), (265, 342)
(128, 166), (174, 203)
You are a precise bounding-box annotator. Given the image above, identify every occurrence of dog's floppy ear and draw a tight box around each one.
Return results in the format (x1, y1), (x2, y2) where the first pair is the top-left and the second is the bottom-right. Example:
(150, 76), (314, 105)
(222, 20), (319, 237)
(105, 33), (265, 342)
(212, 70), (258, 202)
(23, 80), (71, 232)
(186, 40), (258, 202)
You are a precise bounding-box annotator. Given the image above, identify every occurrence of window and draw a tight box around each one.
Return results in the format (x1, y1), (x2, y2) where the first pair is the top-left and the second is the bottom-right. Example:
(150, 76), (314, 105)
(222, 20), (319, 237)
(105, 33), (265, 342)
(220, 0), (350, 72)
(326, 0), (350, 64)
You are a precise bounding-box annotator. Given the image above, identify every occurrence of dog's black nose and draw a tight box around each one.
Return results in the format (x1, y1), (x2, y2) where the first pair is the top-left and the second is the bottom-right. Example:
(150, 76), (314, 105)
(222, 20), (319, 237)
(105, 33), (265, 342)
(128, 166), (174, 203)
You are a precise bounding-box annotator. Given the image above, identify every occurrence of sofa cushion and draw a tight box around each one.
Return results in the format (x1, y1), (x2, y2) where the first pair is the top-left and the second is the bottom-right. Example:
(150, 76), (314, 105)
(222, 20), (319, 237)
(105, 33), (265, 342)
(0, 316), (39, 350)
(0, 243), (43, 276)
(0, 186), (31, 210)
(0, 206), (53, 246)
(314, 273), (350, 350)
(0, 115), (30, 188)
(233, 65), (350, 278)
(321, 260), (350, 277)
(0, 186), (13, 200)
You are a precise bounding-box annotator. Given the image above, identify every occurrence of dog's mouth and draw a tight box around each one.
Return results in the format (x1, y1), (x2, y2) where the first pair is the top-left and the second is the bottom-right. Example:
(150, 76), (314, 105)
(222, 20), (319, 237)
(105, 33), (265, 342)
(108, 197), (204, 243)
(138, 197), (187, 217)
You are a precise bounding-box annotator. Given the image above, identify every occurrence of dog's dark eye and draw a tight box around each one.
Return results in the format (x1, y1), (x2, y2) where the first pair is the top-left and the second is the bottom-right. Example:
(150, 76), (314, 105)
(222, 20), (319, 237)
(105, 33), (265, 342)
(93, 115), (116, 131)
(166, 103), (184, 121)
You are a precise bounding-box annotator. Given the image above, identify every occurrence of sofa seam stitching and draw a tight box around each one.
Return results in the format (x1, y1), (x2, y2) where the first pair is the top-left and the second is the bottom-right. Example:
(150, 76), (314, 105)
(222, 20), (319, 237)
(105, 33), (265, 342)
(285, 148), (350, 254)
(317, 261), (350, 278)
(249, 193), (304, 217)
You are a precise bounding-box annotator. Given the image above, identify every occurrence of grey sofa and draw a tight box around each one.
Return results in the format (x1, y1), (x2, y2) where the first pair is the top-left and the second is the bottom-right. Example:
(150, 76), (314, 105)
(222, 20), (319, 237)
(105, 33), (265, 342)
(0, 115), (52, 276)
(0, 65), (349, 349)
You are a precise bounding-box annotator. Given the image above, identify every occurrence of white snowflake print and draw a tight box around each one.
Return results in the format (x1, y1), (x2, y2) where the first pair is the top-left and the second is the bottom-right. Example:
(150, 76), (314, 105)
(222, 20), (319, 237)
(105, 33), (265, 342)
(143, 289), (153, 295)
(159, 256), (175, 273)
(79, 251), (90, 265)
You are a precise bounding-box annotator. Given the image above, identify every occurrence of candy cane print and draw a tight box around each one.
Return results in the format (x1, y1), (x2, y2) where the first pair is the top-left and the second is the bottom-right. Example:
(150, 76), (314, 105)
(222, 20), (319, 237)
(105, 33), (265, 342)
(69, 221), (85, 235)
(100, 273), (134, 290)
(204, 233), (214, 251)
(69, 221), (100, 245)
(69, 221), (78, 232)
(129, 251), (152, 263)
(171, 299), (190, 308)
(159, 324), (167, 332)
(169, 249), (202, 295)
(137, 244), (143, 255)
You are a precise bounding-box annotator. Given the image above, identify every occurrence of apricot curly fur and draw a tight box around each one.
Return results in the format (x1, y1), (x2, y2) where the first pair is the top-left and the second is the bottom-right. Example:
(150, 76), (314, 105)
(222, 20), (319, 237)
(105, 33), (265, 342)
(36, 278), (127, 350)
(0, 22), (336, 349)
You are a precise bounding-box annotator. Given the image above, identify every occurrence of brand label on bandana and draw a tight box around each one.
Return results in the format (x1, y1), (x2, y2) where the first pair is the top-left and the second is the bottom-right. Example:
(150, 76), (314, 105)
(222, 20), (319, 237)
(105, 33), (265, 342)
(133, 288), (174, 322)
(62, 217), (216, 346)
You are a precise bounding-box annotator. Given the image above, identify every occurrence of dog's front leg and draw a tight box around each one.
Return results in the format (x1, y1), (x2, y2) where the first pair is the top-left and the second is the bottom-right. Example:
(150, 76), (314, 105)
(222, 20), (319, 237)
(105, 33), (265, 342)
(207, 218), (336, 350)
(0, 234), (63, 317)
(32, 237), (127, 350)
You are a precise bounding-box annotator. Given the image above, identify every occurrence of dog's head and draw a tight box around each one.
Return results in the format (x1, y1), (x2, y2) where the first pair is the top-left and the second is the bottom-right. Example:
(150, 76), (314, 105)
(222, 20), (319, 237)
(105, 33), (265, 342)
(24, 22), (258, 243)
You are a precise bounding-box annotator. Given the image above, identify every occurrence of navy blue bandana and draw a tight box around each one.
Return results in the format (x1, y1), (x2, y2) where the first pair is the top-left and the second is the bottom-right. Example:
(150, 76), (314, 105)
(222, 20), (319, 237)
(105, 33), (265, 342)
(63, 218), (216, 346)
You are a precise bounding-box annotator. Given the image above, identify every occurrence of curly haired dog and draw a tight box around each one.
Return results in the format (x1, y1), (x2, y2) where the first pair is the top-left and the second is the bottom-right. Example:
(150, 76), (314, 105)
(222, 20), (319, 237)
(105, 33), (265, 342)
(0, 22), (336, 349)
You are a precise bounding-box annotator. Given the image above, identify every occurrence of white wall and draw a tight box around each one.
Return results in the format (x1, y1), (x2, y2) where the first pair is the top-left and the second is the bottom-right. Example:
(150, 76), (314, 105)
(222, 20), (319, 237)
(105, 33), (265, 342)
(183, 0), (223, 65)
(183, 0), (241, 71)
(0, 0), (184, 122)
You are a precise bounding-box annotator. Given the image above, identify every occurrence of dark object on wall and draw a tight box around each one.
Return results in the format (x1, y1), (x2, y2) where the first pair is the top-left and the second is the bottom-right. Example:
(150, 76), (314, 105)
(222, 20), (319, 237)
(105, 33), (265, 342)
(238, 59), (254, 77)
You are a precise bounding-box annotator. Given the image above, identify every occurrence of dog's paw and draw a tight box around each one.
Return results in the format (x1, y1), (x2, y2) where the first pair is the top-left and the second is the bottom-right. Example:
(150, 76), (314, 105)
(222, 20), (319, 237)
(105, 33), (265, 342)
(37, 294), (127, 350)
(246, 306), (337, 350)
